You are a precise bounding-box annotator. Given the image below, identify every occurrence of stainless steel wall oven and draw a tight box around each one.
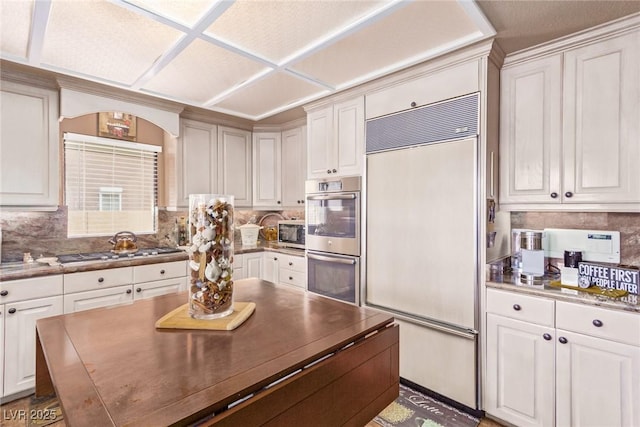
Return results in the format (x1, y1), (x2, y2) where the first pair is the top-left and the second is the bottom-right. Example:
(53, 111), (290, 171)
(305, 176), (361, 305)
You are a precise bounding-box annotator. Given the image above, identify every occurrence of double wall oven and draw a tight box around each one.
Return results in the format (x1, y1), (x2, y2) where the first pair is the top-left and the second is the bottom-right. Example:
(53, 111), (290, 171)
(305, 176), (361, 305)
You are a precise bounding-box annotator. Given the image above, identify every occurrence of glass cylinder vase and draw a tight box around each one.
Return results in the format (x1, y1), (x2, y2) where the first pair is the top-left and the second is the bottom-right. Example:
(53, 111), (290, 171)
(187, 194), (235, 319)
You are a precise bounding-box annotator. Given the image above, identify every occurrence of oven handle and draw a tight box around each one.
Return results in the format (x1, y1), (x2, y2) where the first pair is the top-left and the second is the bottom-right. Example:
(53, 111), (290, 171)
(306, 193), (356, 201)
(307, 253), (357, 265)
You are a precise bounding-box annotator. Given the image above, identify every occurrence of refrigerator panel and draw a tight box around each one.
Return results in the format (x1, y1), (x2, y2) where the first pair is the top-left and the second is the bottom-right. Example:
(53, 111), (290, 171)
(365, 138), (477, 330)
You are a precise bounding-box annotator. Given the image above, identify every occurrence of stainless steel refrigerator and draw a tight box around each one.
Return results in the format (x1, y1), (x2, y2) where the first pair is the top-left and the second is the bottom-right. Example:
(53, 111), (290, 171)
(364, 94), (480, 409)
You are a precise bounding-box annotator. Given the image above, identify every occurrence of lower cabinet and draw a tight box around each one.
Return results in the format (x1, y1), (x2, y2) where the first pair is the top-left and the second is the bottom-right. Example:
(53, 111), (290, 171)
(1, 275), (63, 399)
(4, 296), (63, 397)
(485, 288), (640, 427)
(261, 252), (306, 290)
(244, 253), (263, 279)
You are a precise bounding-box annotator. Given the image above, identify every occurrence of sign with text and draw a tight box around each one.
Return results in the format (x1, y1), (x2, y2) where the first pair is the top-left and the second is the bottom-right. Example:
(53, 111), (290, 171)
(577, 262), (639, 296)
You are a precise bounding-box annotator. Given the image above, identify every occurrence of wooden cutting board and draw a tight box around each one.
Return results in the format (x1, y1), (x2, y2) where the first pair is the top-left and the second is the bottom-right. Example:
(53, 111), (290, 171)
(155, 302), (255, 331)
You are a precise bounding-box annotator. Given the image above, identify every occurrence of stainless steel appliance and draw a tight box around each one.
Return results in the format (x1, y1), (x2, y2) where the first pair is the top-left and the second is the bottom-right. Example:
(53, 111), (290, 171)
(306, 176), (361, 304)
(277, 220), (305, 249)
(57, 247), (182, 263)
(364, 93), (481, 409)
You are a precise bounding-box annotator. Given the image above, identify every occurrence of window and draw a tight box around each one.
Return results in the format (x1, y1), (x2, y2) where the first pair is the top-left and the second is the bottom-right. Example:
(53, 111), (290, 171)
(64, 132), (161, 237)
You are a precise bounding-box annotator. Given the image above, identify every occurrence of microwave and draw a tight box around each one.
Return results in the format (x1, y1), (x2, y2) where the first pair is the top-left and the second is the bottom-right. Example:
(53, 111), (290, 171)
(278, 220), (305, 249)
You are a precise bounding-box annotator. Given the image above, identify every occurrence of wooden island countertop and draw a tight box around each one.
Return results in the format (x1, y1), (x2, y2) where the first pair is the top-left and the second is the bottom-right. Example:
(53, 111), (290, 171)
(36, 278), (399, 426)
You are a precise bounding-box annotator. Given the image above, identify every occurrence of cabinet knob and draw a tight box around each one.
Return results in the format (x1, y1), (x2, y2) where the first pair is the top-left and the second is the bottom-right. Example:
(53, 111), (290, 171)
(550, 192), (558, 199)
(274, 257), (278, 261)
(513, 304), (521, 311)
(289, 276), (293, 280)
(126, 289), (132, 294)
(8, 308), (16, 314)
(332, 168), (337, 173)
(565, 191), (573, 198)
(98, 277), (104, 283)
(0, 290), (8, 297)
(136, 288), (142, 293)
(543, 333), (552, 341)
(277, 200), (281, 204)
(559, 336), (568, 344)
(410, 101), (417, 108)
(592, 319), (603, 327)
(289, 262), (293, 266)
(327, 169), (332, 174)
(160, 269), (165, 275)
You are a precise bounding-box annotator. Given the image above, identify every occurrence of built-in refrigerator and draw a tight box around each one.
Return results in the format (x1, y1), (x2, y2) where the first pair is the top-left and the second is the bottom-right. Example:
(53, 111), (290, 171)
(364, 94), (480, 409)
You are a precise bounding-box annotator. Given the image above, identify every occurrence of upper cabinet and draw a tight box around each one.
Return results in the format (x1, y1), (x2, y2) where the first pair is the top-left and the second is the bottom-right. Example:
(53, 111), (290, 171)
(177, 120), (251, 207)
(307, 96), (364, 179)
(0, 81), (59, 209)
(500, 22), (640, 211)
(253, 125), (306, 209)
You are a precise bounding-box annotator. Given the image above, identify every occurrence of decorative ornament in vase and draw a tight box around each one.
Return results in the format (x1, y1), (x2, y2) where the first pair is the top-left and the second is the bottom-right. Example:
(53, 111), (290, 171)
(187, 194), (235, 319)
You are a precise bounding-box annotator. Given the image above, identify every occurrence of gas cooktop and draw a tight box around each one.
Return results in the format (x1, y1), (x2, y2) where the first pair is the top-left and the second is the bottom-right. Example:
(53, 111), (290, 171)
(57, 247), (183, 264)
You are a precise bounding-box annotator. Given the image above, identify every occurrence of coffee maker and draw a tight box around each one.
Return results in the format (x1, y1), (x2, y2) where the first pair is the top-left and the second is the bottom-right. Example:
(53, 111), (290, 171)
(511, 229), (546, 284)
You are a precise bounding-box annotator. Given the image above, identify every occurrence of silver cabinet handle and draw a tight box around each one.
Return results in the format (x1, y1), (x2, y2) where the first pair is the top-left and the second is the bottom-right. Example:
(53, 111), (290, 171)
(307, 194), (356, 201)
(307, 253), (356, 265)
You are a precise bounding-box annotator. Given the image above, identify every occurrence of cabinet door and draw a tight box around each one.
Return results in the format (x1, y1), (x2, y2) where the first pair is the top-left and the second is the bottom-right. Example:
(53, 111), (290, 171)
(219, 126), (252, 207)
(500, 55), (562, 204)
(281, 126), (306, 208)
(133, 277), (186, 300)
(263, 253), (279, 284)
(334, 96), (364, 177)
(63, 285), (133, 314)
(485, 314), (555, 427)
(4, 296), (63, 396)
(252, 132), (282, 208)
(177, 120), (218, 207)
(245, 253), (263, 279)
(556, 329), (640, 427)
(0, 82), (59, 208)
(563, 32), (640, 204)
(307, 106), (333, 179)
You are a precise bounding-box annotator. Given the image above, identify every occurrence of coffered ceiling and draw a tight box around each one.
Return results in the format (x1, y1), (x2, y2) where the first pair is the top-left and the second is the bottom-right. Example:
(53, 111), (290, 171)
(1, 1), (638, 123)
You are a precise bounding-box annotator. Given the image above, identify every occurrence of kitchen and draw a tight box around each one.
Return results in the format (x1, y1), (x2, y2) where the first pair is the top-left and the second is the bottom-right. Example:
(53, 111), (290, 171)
(1, 1), (639, 426)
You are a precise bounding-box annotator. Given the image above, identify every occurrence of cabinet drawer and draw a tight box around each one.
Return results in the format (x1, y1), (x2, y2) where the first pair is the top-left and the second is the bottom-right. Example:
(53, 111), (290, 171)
(63, 285), (133, 314)
(556, 301), (640, 346)
(133, 277), (186, 300)
(365, 60), (479, 119)
(486, 288), (555, 327)
(133, 261), (186, 283)
(0, 275), (63, 303)
(278, 254), (306, 274)
(64, 267), (133, 293)
(279, 270), (306, 289)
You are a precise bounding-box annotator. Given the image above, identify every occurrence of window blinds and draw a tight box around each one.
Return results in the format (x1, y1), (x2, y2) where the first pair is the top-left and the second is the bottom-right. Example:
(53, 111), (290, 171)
(64, 132), (161, 237)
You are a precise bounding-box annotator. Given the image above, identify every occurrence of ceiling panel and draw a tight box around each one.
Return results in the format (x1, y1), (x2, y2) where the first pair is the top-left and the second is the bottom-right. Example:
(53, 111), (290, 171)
(215, 71), (327, 118)
(142, 38), (269, 105)
(205, 0), (389, 64)
(42, 1), (182, 85)
(126, 0), (217, 27)
(0, 0), (32, 60)
(290, 0), (480, 88)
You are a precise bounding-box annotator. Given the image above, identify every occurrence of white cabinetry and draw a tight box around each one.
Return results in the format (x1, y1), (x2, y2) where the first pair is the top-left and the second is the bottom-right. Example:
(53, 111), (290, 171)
(555, 301), (640, 427)
(132, 261), (187, 300)
(0, 275), (63, 398)
(0, 81), (59, 209)
(63, 267), (134, 313)
(253, 126), (306, 209)
(485, 288), (640, 427)
(244, 253), (263, 279)
(307, 96), (364, 179)
(177, 120), (252, 207)
(0, 306), (3, 397)
(500, 24), (640, 210)
(261, 252), (306, 290)
(485, 289), (555, 427)
(218, 126), (252, 207)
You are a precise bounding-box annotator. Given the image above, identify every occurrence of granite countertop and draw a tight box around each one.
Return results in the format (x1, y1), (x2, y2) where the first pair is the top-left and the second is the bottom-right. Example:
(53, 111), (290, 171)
(0, 243), (305, 282)
(486, 261), (640, 314)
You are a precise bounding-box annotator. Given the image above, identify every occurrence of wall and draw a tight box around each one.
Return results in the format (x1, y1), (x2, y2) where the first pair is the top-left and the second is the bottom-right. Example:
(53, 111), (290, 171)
(511, 212), (640, 266)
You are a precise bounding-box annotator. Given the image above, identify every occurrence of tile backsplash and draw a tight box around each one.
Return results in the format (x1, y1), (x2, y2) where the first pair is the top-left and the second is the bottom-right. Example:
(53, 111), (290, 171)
(0, 207), (303, 262)
(511, 212), (640, 266)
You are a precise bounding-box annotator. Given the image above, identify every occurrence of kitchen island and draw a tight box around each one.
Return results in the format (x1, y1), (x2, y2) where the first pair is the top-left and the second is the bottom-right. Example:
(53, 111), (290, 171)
(35, 278), (399, 426)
